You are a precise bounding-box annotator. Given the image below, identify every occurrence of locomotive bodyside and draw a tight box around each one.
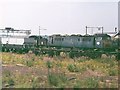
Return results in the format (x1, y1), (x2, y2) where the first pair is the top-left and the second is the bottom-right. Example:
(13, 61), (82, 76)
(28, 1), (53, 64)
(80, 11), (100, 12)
(47, 35), (95, 48)
(47, 34), (112, 48)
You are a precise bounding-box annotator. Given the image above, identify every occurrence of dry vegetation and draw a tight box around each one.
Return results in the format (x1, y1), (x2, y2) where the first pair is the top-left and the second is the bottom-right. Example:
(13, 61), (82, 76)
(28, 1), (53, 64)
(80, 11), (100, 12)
(1, 52), (119, 88)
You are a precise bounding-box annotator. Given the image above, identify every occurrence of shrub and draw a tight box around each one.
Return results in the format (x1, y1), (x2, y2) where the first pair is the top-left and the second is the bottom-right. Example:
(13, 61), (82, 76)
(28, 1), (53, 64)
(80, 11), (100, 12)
(69, 52), (74, 59)
(58, 73), (67, 83)
(56, 62), (62, 68)
(48, 74), (59, 86)
(26, 60), (34, 67)
(46, 61), (53, 69)
(74, 81), (81, 88)
(84, 77), (99, 88)
(47, 51), (54, 57)
(31, 77), (40, 88)
(67, 64), (80, 72)
(110, 55), (116, 60)
(108, 69), (118, 76)
(8, 78), (15, 86)
(77, 57), (89, 62)
(101, 54), (108, 59)
(48, 73), (67, 87)
(60, 52), (67, 58)
(74, 77), (99, 88)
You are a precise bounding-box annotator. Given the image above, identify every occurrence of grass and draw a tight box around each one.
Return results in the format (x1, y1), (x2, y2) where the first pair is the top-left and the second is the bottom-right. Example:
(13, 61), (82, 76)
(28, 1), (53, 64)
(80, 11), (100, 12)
(1, 52), (118, 88)
(74, 77), (99, 88)
(67, 64), (80, 72)
(108, 68), (118, 76)
(48, 73), (59, 87)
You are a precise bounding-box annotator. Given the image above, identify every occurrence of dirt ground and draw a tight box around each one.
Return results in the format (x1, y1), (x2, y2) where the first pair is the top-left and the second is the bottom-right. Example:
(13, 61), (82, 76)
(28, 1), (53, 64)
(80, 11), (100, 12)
(2, 64), (118, 88)
(1, 52), (119, 88)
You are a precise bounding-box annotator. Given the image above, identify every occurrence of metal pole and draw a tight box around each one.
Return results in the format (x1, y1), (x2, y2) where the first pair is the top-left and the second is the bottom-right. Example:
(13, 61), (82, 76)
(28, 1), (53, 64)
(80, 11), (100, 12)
(102, 27), (103, 34)
(86, 26), (87, 35)
(7, 30), (9, 44)
(39, 26), (40, 46)
(116, 30), (120, 60)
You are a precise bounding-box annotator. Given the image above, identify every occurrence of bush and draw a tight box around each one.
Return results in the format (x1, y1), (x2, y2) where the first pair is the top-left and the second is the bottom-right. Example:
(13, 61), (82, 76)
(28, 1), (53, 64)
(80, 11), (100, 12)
(108, 69), (118, 76)
(84, 77), (99, 88)
(69, 52), (75, 59)
(56, 62), (62, 68)
(48, 73), (67, 87)
(67, 64), (80, 72)
(101, 54), (108, 59)
(60, 52), (67, 58)
(26, 60), (34, 67)
(31, 77), (40, 88)
(59, 73), (67, 83)
(46, 61), (53, 68)
(47, 51), (54, 57)
(48, 74), (59, 86)
(74, 77), (99, 88)
(74, 81), (81, 88)
(8, 78), (15, 86)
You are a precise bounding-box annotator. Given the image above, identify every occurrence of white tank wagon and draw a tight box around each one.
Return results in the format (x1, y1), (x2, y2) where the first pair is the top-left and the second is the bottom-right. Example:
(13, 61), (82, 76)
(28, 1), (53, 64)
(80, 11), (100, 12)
(0, 27), (31, 45)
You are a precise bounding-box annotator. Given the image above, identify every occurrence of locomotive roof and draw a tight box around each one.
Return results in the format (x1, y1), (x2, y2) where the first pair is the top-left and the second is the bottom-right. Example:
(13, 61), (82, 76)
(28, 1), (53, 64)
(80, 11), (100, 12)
(94, 33), (111, 37)
(29, 35), (42, 39)
(50, 34), (94, 37)
(29, 34), (111, 38)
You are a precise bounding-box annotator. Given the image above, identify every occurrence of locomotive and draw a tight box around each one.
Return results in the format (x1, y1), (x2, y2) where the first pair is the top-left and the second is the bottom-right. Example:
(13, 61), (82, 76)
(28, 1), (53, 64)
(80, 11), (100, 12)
(23, 33), (117, 49)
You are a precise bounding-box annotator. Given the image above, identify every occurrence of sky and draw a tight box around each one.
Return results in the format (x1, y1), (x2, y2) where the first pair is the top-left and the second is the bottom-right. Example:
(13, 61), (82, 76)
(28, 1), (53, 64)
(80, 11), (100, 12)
(0, 0), (119, 44)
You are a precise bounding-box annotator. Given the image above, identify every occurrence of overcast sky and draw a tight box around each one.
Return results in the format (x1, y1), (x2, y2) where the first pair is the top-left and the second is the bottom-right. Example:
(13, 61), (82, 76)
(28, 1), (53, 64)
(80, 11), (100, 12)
(0, 0), (119, 36)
